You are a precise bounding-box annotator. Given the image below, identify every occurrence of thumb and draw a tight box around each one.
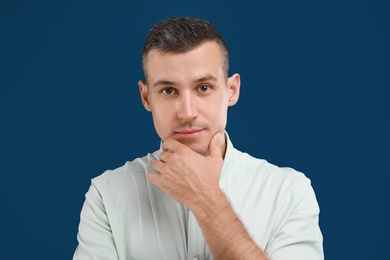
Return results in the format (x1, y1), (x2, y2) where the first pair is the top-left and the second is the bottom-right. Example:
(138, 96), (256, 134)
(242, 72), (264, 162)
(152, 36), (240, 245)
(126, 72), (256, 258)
(209, 132), (225, 158)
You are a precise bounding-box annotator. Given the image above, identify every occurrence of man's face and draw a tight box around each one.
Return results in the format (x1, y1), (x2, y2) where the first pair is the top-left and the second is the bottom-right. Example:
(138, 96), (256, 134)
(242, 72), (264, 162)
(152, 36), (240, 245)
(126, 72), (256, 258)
(139, 41), (240, 155)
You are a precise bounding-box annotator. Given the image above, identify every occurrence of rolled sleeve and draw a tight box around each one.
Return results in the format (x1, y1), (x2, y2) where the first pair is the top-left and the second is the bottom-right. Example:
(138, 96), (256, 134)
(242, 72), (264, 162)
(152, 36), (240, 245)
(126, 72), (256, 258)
(266, 181), (324, 260)
(73, 180), (119, 260)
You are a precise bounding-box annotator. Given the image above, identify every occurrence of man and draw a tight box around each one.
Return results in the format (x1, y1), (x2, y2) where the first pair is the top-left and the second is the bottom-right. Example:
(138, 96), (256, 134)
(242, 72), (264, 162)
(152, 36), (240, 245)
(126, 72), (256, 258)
(74, 17), (323, 259)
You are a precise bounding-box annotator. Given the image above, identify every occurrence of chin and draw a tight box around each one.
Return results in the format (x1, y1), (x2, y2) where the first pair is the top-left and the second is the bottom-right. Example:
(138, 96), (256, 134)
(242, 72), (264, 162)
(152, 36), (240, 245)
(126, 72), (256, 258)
(178, 140), (208, 155)
(195, 148), (209, 156)
(189, 144), (209, 156)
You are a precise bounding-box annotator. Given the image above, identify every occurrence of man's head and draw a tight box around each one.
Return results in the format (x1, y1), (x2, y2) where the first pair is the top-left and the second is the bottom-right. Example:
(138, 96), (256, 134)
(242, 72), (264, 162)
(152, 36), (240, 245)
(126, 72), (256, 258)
(142, 17), (229, 80)
(139, 17), (240, 156)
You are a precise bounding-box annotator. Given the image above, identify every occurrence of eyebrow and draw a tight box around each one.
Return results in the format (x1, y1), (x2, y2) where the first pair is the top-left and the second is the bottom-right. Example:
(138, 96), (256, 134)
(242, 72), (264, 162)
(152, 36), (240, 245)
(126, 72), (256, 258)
(153, 80), (176, 88)
(193, 75), (218, 84)
(153, 75), (218, 88)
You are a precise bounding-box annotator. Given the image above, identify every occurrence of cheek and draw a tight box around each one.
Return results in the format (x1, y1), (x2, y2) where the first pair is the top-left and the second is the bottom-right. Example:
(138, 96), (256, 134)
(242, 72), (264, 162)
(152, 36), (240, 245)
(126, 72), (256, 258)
(151, 110), (166, 131)
(150, 105), (175, 138)
(210, 102), (228, 128)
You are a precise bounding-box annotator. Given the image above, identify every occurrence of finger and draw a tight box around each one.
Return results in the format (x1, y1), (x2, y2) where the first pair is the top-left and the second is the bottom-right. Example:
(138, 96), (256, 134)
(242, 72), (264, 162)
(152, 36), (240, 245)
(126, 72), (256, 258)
(158, 150), (171, 163)
(146, 172), (159, 186)
(161, 137), (182, 152)
(152, 159), (164, 173)
(209, 132), (225, 158)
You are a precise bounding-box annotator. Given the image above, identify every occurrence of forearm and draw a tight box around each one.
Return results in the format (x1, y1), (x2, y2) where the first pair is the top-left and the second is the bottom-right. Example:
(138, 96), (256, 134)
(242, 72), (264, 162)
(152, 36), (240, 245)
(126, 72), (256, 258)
(190, 189), (268, 260)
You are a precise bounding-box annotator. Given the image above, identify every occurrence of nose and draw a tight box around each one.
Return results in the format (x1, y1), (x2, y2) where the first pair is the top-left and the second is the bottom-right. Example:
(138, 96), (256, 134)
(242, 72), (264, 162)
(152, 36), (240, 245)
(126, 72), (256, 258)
(177, 93), (198, 121)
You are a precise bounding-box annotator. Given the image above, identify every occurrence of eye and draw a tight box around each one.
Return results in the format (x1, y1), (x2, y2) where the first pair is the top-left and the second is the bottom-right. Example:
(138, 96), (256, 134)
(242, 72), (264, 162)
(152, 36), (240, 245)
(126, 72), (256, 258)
(162, 88), (176, 95)
(198, 85), (211, 93)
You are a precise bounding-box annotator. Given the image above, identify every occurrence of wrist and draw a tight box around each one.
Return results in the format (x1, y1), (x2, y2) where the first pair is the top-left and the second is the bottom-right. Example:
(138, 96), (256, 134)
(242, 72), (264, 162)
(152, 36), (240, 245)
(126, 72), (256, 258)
(189, 187), (230, 221)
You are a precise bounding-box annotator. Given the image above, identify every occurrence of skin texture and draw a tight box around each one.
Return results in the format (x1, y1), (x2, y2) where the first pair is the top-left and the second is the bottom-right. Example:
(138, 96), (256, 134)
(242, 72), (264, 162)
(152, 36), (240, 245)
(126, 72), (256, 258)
(138, 42), (268, 259)
(139, 41), (239, 156)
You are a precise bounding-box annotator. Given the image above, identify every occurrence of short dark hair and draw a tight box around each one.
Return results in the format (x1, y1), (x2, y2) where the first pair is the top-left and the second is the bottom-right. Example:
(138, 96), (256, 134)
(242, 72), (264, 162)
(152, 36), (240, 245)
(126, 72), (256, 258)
(142, 17), (229, 79)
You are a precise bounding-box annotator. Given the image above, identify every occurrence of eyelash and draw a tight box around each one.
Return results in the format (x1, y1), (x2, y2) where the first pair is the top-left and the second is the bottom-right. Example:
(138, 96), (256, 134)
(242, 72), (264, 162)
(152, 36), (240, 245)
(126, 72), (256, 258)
(161, 88), (177, 95)
(198, 85), (210, 92)
(161, 85), (212, 95)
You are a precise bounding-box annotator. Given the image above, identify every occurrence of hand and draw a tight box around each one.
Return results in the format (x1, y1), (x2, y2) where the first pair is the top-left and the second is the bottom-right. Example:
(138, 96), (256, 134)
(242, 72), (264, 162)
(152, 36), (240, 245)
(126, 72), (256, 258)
(148, 133), (269, 259)
(147, 132), (225, 208)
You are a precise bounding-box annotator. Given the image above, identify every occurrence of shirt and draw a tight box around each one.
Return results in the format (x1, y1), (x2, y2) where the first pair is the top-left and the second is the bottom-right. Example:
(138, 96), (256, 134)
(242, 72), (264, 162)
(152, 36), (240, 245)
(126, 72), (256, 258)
(74, 133), (324, 259)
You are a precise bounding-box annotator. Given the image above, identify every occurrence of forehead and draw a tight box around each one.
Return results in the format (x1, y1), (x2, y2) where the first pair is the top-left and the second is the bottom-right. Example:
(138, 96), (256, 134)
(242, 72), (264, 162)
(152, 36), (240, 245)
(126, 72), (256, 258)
(144, 42), (225, 84)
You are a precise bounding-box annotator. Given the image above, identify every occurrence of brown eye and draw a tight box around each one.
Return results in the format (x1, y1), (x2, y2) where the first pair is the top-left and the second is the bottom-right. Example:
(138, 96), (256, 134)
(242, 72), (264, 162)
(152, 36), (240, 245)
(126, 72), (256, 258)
(198, 85), (210, 92)
(162, 88), (175, 95)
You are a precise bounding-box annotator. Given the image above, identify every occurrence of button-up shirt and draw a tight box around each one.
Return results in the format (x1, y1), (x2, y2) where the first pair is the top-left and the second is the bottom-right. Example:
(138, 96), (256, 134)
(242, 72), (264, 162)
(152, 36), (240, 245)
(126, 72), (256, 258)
(74, 133), (323, 259)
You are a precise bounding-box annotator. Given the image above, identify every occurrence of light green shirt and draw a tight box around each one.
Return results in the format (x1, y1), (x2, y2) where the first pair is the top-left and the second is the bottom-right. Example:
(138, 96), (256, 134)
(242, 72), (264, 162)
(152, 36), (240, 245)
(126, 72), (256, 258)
(74, 133), (323, 259)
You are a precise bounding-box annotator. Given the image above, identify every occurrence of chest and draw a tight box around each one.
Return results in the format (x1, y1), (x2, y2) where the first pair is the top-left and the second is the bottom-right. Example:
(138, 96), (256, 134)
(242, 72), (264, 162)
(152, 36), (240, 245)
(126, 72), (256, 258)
(107, 184), (213, 260)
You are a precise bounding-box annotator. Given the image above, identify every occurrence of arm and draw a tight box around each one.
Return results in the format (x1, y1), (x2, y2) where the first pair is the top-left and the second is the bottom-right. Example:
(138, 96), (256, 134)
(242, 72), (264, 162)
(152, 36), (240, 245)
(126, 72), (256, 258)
(148, 133), (268, 259)
(191, 186), (269, 260)
(73, 181), (119, 260)
(266, 182), (323, 259)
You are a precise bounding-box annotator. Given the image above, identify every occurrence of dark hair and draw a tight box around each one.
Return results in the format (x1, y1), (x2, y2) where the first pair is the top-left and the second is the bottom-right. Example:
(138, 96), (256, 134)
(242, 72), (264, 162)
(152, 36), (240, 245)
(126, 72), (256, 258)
(142, 17), (229, 78)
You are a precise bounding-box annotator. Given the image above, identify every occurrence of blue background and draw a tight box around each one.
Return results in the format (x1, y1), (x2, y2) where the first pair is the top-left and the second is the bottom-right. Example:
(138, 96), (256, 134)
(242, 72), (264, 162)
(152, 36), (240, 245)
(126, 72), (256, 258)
(0, 0), (389, 259)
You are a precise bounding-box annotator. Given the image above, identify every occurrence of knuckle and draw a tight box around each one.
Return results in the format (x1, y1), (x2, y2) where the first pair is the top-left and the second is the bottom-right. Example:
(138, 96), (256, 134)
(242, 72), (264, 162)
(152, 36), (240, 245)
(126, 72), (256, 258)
(169, 154), (178, 163)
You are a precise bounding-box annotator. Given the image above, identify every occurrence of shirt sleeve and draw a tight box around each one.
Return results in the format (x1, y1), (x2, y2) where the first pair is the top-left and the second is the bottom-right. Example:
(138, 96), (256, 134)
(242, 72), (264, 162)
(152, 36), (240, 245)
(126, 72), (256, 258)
(266, 178), (324, 260)
(73, 179), (119, 260)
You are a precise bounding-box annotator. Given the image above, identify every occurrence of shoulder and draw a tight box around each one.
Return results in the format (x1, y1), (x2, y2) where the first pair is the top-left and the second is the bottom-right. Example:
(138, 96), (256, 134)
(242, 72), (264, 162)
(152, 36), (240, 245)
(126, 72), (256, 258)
(222, 148), (312, 203)
(90, 151), (158, 194)
(226, 148), (308, 181)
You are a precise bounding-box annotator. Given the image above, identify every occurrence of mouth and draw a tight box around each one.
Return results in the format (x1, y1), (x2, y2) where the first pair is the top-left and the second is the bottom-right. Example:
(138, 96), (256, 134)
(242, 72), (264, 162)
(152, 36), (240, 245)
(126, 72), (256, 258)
(173, 128), (204, 139)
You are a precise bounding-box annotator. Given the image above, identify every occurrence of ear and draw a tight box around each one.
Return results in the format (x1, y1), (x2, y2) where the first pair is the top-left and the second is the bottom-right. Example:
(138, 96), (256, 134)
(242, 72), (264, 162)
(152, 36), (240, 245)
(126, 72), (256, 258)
(138, 80), (152, 111)
(227, 73), (240, 106)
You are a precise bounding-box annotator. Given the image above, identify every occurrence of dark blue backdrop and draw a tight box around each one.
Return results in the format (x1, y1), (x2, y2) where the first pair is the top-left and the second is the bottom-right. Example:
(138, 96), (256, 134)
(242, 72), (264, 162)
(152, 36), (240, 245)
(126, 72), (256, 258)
(1, 0), (388, 259)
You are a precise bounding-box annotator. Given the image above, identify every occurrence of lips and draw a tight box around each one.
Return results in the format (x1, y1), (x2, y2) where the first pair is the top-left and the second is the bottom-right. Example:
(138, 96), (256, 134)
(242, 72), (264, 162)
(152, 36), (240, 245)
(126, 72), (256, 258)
(173, 128), (204, 139)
